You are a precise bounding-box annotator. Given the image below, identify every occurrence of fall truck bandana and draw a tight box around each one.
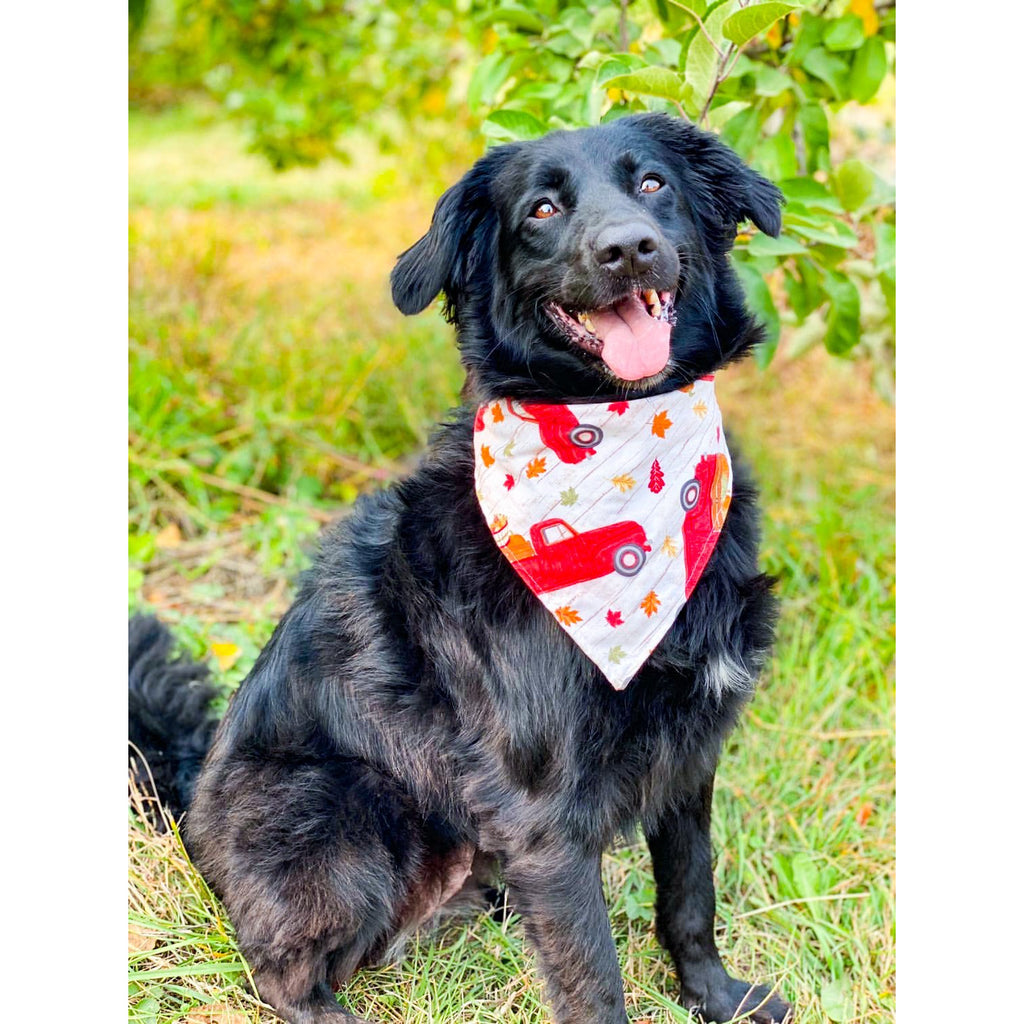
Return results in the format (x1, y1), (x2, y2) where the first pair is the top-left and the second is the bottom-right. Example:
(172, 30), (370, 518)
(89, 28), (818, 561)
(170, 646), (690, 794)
(474, 376), (733, 690)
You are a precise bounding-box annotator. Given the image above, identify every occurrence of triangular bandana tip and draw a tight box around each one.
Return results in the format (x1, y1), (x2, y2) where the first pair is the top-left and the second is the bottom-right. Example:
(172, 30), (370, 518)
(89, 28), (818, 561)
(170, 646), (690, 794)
(474, 378), (732, 689)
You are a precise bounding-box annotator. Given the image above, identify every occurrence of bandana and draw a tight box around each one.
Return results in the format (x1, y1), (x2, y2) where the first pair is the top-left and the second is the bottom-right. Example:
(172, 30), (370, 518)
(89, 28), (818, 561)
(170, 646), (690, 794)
(473, 377), (732, 689)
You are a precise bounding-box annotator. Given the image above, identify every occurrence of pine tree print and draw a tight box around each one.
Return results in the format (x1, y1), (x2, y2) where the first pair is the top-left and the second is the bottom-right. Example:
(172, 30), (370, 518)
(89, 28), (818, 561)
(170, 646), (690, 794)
(648, 459), (665, 493)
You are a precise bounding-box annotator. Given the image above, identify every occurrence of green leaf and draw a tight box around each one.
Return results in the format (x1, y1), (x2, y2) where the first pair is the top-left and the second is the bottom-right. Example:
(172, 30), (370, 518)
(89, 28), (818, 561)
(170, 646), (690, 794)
(482, 108), (547, 140)
(588, 5), (622, 39)
(803, 46), (848, 97)
(753, 133), (798, 181)
(784, 258), (824, 320)
(644, 37), (683, 67)
(129, 961), (249, 982)
(733, 260), (780, 367)
(560, 486), (579, 506)
(822, 272), (861, 354)
(796, 102), (830, 174)
(596, 54), (647, 86)
(821, 975), (856, 1022)
(706, 100), (750, 129)
(789, 851), (820, 899)
(788, 218), (859, 248)
(753, 66), (793, 97)
(779, 177), (843, 212)
(823, 14), (865, 52)
(719, 104), (762, 160)
(129, 532), (156, 563)
(848, 35), (888, 103)
(602, 66), (687, 103)
(833, 159), (875, 212)
(874, 221), (895, 274)
(488, 4), (546, 33)
(745, 233), (808, 257)
(467, 52), (514, 113)
(722, 1), (798, 48)
(684, 1), (737, 118)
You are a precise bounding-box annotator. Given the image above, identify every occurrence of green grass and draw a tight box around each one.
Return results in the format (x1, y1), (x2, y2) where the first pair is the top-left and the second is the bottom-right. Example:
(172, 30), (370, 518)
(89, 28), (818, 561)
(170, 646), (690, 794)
(129, 103), (894, 1024)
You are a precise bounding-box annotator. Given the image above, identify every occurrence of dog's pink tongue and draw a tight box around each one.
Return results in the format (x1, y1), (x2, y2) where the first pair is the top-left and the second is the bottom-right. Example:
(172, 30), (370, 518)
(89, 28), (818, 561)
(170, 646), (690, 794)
(591, 294), (671, 381)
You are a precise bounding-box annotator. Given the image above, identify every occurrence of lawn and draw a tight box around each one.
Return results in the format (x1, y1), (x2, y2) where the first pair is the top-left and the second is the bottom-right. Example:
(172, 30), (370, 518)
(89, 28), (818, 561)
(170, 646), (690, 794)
(129, 103), (895, 1024)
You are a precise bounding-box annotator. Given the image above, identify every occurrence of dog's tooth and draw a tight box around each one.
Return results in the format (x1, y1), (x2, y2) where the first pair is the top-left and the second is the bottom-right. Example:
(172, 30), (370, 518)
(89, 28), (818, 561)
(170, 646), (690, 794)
(582, 315), (597, 334)
(644, 289), (661, 318)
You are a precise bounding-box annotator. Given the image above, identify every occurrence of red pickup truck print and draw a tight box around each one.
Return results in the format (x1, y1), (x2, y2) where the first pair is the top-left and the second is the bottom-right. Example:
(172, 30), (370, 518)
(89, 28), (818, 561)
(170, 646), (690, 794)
(681, 453), (732, 598)
(509, 518), (650, 594)
(505, 400), (604, 464)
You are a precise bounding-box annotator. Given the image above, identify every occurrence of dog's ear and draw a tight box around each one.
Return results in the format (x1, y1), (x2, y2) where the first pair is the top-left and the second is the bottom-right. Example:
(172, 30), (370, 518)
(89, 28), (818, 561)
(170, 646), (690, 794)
(391, 146), (518, 317)
(630, 113), (783, 238)
(391, 180), (470, 316)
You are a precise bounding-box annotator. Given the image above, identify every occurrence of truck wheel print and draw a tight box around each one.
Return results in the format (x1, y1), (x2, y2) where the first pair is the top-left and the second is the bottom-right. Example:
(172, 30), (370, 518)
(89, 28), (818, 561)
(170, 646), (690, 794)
(612, 543), (647, 577)
(568, 424), (603, 448)
(680, 477), (701, 511)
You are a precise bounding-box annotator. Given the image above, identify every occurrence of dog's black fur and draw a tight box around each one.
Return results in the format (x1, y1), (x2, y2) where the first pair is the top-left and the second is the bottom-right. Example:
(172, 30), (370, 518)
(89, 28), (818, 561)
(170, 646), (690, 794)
(129, 113), (791, 1023)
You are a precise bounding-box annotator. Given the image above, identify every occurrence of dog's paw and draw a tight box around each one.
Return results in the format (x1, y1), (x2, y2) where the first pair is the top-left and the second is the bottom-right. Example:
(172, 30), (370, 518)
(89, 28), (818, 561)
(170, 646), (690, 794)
(690, 977), (792, 1023)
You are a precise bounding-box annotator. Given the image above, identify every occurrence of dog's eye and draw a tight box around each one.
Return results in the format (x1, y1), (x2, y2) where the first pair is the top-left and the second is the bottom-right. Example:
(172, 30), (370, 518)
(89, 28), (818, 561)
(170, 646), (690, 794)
(531, 200), (559, 219)
(639, 176), (664, 194)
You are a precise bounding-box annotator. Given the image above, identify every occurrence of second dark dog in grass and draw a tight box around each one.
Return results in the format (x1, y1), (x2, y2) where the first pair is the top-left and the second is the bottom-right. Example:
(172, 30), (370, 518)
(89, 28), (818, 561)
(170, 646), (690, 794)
(130, 113), (791, 1023)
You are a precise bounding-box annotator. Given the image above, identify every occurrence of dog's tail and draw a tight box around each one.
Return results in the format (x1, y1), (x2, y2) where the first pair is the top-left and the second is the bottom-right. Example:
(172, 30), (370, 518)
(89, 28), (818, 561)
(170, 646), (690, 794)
(129, 614), (221, 824)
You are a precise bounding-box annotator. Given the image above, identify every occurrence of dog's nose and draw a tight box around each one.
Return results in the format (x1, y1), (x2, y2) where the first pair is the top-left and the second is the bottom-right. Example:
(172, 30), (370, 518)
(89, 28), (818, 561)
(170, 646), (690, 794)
(593, 223), (659, 277)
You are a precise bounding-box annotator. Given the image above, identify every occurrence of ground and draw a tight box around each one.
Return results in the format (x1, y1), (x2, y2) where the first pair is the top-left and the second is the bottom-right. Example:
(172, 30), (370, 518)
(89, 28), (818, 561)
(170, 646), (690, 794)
(129, 103), (894, 1024)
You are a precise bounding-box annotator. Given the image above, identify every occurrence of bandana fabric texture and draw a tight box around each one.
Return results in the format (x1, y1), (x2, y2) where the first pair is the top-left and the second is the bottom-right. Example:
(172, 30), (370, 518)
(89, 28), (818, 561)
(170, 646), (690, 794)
(473, 377), (733, 689)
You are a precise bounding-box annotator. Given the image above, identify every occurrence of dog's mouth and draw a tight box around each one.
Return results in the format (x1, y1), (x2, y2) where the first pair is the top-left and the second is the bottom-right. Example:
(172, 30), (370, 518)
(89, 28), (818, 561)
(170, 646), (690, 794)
(546, 288), (676, 382)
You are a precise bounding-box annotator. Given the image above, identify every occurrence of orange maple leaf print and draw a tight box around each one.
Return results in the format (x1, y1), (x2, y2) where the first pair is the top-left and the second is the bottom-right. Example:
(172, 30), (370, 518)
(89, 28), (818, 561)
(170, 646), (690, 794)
(491, 402), (505, 423)
(651, 410), (673, 438)
(525, 456), (547, 479)
(555, 605), (582, 626)
(640, 590), (661, 617)
(480, 445), (495, 468)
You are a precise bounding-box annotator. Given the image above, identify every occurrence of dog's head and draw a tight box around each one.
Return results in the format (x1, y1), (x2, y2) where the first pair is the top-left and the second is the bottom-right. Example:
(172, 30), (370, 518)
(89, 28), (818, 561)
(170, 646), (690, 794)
(391, 113), (782, 400)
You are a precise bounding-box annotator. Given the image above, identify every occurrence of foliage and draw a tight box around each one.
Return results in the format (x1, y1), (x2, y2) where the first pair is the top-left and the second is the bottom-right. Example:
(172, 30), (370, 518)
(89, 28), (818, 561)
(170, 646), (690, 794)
(133, 0), (475, 169)
(130, 0), (895, 385)
(469, 0), (895, 377)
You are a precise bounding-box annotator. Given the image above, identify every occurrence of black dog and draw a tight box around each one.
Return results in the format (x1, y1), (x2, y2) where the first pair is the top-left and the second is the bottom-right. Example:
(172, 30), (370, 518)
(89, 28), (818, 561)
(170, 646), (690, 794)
(130, 112), (791, 1024)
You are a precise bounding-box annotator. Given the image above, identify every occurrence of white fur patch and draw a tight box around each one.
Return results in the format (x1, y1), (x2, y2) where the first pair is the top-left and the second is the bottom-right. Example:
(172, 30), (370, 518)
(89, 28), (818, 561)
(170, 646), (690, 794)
(701, 652), (754, 698)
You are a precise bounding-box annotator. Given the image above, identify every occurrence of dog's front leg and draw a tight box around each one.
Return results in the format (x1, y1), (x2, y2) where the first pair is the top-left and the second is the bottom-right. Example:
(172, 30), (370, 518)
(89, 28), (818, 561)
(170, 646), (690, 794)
(645, 774), (791, 1023)
(502, 842), (628, 1024)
